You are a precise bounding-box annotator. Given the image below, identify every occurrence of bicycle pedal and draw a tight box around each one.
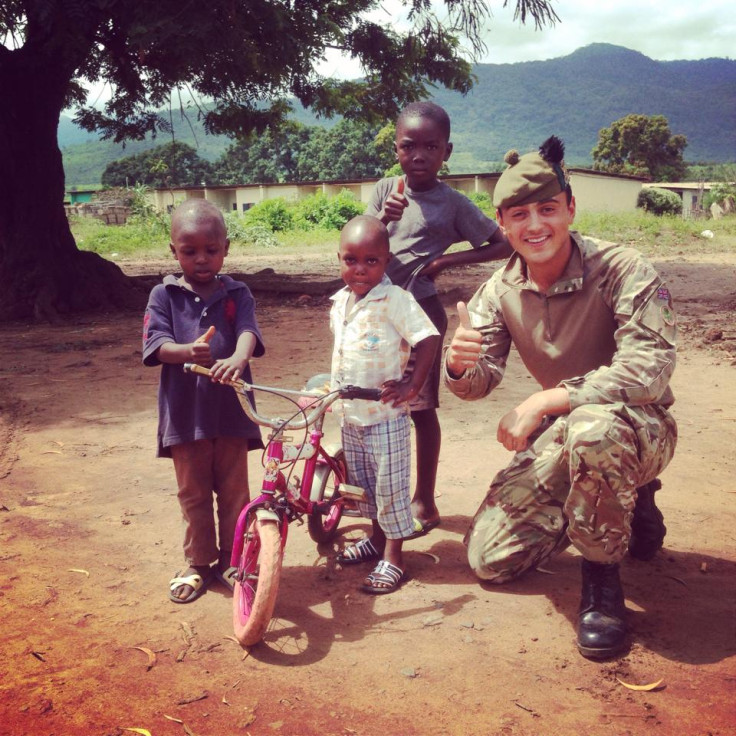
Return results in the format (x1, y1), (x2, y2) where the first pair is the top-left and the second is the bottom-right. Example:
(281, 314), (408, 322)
(339, 484), (366, 502)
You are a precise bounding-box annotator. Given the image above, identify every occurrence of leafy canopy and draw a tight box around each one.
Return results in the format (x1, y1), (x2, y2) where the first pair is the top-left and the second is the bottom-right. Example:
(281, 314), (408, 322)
(592, 114), (687, 182)
(1, 1), (559, 142)
(101, 142), (213, 188)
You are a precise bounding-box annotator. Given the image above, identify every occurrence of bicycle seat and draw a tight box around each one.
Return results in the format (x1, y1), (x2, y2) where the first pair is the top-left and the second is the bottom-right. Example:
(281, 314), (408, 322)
(303, 373), (332, 393)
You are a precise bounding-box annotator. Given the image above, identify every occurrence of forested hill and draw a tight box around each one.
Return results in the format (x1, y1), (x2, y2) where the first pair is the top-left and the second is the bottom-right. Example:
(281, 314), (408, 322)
(60, 43), (735, 187)
(435, 44), (735, 168)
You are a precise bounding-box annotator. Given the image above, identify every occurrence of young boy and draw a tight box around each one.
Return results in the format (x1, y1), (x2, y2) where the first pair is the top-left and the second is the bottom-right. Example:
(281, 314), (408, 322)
(364, 101), (511, 537)
(444, 136), (677, 658)
(331, 216), (440, 594)
(142, 199), (265, 604)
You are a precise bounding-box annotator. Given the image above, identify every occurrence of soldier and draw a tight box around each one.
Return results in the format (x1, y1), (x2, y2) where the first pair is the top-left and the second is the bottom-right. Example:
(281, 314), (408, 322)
(444, 136), (677, 658)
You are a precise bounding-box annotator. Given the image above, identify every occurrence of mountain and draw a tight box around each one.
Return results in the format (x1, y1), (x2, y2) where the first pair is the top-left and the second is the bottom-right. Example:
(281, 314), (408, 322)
(434, 44), (736, 167)
(60, 43), (736, 187)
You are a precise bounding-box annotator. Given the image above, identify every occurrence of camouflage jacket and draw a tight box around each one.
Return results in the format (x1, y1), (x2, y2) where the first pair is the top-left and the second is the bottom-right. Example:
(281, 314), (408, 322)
(445, 232), (676, 409)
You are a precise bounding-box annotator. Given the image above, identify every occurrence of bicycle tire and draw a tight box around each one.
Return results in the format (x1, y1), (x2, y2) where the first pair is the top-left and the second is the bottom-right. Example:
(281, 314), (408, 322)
(232, 517), (283, 647)
(307, 451), (346, 544)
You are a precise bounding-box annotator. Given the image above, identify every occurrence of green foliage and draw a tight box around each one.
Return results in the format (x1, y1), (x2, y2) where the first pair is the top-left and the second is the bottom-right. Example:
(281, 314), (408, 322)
(69, 214), (169, 258)
(213, 119), (393, 185)
(59, 50), (736, 188)
(686, 162), (736, 182)
(242, 198), (294, 232)
(465, 191), (495, 216)
(50, 2), (556, 145)
(101, 142), (213, 188)
(293, 190), (364, 230)
(223, 214), (280, 248)
(574, 210), (736, 257)
(703, 182), (736, 212)
(70, 209), (736, 262)
(592, 114), (687, 181)
(636, 187), (683, 216)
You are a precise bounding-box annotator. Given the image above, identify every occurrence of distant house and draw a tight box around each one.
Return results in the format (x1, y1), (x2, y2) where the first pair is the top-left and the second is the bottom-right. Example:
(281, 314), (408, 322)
(67, 188), (97, 205)
(144, 168), (646, 215)
(641, 181), (717, 218)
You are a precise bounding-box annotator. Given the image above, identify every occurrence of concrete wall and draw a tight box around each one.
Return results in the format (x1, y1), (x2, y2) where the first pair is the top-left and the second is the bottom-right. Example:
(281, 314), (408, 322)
(144, 169), (647, 215)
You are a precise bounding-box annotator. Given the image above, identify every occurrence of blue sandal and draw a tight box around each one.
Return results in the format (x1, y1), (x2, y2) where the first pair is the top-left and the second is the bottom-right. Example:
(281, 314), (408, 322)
(361, 560), (406, 595)
(337, 538), (380, 566)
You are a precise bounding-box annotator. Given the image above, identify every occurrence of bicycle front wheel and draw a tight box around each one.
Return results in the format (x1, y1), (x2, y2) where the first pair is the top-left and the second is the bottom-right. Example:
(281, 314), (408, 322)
(232, 517), (283, 647)
(307, 451), (346, 544)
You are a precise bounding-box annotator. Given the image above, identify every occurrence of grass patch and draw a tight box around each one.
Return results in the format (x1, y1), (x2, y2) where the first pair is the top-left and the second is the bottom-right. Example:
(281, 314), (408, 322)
(71, 210), (736, 262)
(574, 211), (736, 258)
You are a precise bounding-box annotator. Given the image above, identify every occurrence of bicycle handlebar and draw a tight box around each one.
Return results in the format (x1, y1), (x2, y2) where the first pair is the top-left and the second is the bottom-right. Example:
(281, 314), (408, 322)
(183, 363), (381, 430)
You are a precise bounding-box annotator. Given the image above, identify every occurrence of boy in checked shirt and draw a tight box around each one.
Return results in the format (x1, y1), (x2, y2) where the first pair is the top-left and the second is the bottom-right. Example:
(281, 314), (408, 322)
(330, 216), (439, 594)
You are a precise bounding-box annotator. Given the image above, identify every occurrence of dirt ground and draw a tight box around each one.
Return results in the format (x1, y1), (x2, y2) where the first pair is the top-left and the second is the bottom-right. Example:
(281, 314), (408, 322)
(1, 249), (735, 736)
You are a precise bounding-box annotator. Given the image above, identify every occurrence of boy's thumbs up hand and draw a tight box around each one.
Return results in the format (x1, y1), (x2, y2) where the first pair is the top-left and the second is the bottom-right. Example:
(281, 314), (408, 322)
(196, 325), (216, 344)
(446, 301), (483, 377)
(380, 176), (408, 224)
(189, 326), (215, 367)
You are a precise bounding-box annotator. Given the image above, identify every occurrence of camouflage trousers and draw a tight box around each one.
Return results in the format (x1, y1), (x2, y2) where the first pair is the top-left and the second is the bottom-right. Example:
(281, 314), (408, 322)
(465, 402), (678, 583)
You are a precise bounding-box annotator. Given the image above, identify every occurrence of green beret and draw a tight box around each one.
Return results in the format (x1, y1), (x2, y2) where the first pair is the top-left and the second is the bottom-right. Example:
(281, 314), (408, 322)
(493, 136), (570, 209)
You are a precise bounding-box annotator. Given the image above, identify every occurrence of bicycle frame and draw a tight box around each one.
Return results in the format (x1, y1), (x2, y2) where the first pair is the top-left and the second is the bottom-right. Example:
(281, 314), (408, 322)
(182, 362), (380, 646)
(229, 413), (346, 567)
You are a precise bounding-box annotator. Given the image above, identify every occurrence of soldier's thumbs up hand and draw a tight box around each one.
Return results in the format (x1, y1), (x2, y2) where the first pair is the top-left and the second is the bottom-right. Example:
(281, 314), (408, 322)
(446, 302), (483, 377)
(457, 301), (472, 330)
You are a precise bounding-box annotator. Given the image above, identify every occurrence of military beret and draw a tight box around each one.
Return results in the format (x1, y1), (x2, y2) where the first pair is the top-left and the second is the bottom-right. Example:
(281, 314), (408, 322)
(493, 136), (570, 209)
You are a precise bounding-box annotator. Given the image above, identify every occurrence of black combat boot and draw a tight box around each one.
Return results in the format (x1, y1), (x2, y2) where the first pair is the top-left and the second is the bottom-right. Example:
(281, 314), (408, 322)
(577, 559), (627, 659)
(629, 479), (666, 560)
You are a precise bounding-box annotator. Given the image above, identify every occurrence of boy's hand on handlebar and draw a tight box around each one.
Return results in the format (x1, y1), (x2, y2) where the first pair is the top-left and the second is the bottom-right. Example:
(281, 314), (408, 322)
(380, 377), (418, 407)
(209, 356), (248, 383)
(446, 301), (483, 377)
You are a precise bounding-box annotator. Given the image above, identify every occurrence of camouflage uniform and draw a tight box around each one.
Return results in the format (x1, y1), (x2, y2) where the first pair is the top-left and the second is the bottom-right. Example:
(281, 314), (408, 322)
(445, 232), (678, 582)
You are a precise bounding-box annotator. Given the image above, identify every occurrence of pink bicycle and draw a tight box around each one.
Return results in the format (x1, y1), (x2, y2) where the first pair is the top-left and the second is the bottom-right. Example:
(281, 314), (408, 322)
(184, 363), (379, 646)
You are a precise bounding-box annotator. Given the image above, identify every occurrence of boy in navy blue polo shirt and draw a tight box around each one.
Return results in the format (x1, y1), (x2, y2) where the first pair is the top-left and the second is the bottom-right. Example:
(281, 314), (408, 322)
(143, 200), (264, 603)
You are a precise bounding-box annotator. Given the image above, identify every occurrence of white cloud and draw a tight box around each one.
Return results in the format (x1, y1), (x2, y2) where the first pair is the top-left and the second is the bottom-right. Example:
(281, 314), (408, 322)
(466, 0), (735, 64)
(319, 0), (735, 75)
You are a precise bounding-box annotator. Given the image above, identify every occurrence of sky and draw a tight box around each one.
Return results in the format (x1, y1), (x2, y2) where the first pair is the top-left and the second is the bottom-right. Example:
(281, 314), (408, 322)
(76, 0), (734, 108)
(317, 0), (735, 78)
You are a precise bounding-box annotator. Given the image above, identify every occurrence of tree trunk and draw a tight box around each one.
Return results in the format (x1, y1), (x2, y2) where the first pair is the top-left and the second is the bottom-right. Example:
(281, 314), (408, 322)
(0, 55), (140, 322)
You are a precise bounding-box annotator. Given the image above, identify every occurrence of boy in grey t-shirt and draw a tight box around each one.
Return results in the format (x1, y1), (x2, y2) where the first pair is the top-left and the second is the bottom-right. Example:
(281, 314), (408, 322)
(365, 101), (511, 537)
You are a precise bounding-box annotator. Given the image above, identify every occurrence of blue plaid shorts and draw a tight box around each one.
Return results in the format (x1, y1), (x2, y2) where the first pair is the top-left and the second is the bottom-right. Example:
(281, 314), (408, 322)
(342, 414), (414, 539)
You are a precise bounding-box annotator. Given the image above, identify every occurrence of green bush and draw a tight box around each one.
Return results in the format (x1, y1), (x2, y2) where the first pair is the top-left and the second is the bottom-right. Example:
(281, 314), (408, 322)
(243, 197), (293, 231)
(703, 182), (736, 212)
(320, 189), (364, 230)
(292, 192), (332, 230)
(465, 191), (495, 217)
(636, 187), (682, 216)
(224, 212), (280, 247)
(292, 189), (363, 230)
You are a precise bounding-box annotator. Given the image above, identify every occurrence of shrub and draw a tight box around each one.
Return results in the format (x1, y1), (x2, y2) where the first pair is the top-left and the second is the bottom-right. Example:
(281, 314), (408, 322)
(703, 182), (736, 213)
(320, 189), (364, 230)
(224, 212), (280, 247)
(465, 191), (495, 217)
(292, 192), (332, 230)
(637, 187), (682, 216)
(243, 197), (293, 231)
(293, 189), (363, 230)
